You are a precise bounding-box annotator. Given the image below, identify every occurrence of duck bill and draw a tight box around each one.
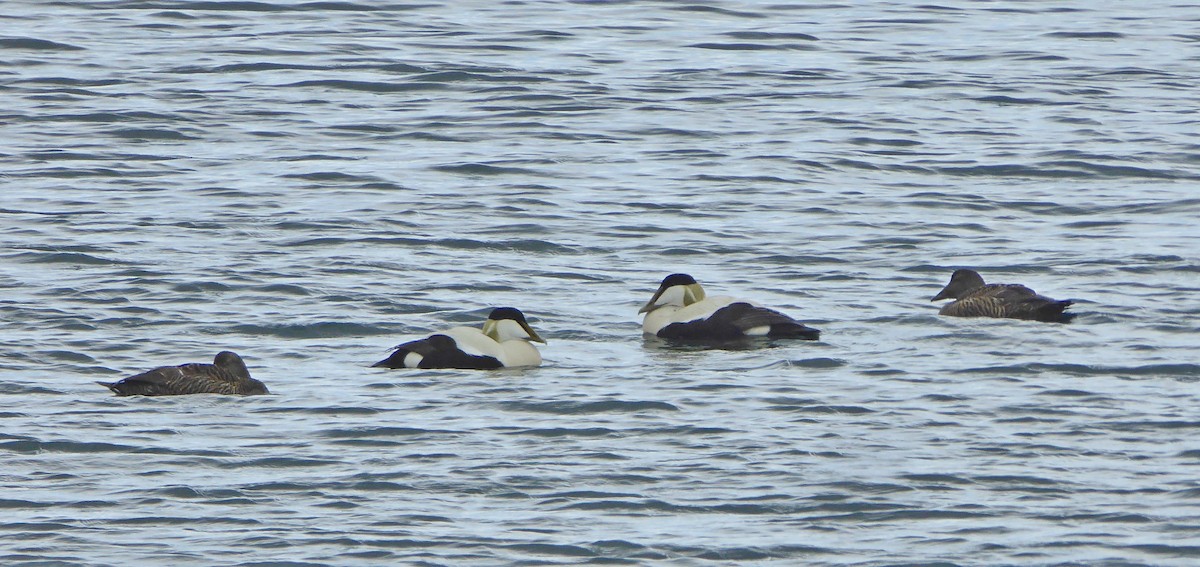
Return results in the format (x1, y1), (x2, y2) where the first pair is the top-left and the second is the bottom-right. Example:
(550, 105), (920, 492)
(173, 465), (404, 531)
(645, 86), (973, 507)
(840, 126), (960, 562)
(638, 289), (665, 314)
(640, 282), (706, 313)
(931, 286), (953, 302)
(520, 321), (546, 343)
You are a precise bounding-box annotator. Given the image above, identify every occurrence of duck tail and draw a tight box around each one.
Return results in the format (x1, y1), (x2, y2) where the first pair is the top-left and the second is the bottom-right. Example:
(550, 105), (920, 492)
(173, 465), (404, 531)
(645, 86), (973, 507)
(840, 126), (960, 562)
(1037, 299), (1074, 323)
(769, 322), (821, 340)
(371, 349), (410, 369)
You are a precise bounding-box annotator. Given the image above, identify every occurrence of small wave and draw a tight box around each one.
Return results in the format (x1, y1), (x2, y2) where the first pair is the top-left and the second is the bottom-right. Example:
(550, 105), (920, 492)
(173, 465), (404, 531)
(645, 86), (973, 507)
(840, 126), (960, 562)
(0, 37), (84, 51)
(128, 446), (235, 457)
(220, 457), (341, 468)
(767, 402), (874, 415)
(19, 251), (117, 265)
(690, 545), (833, 560)
(1043, 31), (1125, 39)
(783, 357), (847, 369)
(934, 161), (1193, 180)
(0, 498), (54, 509)
(669, 4), (764, 18)
(225, 321), (391, 338)
(558, 499), (692, 513)
(110, 128), (196, 141)
(417, 70), (532, 83)
(507, 427), (619, 438)
(901, 473), (974, 485)
(0, 382), (59, 395)
(687, 42), (816, 51)
(283, 79), (447, 92)
(398, 130), (471, 142)
(976, 95), (1070, 105)
(1123, 543), (1200, 557)
(504, 543), (595, 558)
(589, 539), (666, 560)
(972, 474), (1064, 487)
(957, 362), (1200, 378)
(254, 406), (381, 416)
(430, 162), (543, 176)
(0, 440), (138, 454)
(935, 163), (1094, 179)
(19, 77), (123, 88)
(1105, 420), (1200, 432)
(108, 515), (260, 526)
(41, 350), (96, 363)
(280, 171), (389, 184)
(849, 136), (923, 147)
(544, 490), (640, 500)
(1061, 220), (1127, 228)
(171, 281), (231, 293)
(254, 283), (313, 296)
(122, 1), (402, 12)
(321, 426), (447, 438)
(724, 31), (818, 41)
(500, 400), (679, 414)
(157, 486), (248, 499)
(1038, 389), (1102, 398)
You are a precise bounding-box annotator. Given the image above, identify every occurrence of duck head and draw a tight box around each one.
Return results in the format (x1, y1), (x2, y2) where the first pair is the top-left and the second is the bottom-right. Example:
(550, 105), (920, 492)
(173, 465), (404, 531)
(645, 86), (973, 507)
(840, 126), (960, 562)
(932, 269), (986, 301)
(482, 307), (546, 343)
(638, 273), (706, 314)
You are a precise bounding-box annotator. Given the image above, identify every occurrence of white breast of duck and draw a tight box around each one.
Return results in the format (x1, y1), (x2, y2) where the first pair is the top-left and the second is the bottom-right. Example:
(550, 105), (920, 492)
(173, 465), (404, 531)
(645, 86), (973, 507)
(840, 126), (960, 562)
(478, 317), (543, 367)
(642, 295), (741, 335)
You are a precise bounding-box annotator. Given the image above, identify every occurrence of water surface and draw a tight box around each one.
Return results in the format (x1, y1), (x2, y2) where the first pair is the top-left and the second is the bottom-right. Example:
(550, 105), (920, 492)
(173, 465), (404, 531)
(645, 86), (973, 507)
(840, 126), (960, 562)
(2, 1), (1199, 565)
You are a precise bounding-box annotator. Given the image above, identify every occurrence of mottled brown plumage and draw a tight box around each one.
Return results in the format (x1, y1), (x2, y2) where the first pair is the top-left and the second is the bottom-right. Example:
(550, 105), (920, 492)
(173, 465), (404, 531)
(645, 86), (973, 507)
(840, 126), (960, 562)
(98, 351), (268, 396)
(932, 269), (1074, 323)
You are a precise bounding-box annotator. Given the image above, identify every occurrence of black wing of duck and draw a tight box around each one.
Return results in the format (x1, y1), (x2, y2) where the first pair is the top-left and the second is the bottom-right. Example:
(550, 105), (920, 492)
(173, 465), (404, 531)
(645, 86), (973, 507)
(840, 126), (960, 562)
(659, 301), (820, 342)
(373, 333), (503, 370)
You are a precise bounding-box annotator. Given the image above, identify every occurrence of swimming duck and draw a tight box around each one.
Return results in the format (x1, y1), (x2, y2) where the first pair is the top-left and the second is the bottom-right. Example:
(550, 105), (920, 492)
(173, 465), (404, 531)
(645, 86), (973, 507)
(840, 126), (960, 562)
(639, 273), (820, 342)
(932, 269), (1074, 323)
(373, 307), (545, 369)
(98, 351), (268, 396)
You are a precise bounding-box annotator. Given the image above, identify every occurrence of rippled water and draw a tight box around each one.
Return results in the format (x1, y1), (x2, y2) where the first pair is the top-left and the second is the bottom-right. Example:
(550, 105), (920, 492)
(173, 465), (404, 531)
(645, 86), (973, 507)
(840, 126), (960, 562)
(3, 1), (1199, 565)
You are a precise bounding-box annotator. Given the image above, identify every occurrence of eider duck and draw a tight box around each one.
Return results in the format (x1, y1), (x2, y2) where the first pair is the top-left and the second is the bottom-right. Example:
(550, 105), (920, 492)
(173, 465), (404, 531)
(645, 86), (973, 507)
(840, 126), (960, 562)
(373, 307), (545, 369)
(98, 351), (267, 396)
(639, 273), (820, 342)
(932, 269), (1074, 323)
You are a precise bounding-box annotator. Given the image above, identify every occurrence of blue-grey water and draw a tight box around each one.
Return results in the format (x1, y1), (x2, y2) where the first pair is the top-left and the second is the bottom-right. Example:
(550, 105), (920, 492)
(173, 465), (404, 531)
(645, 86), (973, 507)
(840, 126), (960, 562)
(3, 1), (1199, 565)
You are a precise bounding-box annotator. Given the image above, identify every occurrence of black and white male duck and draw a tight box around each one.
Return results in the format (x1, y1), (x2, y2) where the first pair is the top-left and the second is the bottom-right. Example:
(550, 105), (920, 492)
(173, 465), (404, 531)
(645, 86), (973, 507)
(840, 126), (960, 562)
(373, 307), (545, 369)
(638, 273), (820, 342)
(932, 269), (1074, 323)
(98, 351), (268, 396)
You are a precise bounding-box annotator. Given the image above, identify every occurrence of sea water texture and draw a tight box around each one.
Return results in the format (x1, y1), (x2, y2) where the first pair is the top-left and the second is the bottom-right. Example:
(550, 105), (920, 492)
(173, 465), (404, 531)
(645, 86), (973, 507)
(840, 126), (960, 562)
(2, 1), (1199, 565)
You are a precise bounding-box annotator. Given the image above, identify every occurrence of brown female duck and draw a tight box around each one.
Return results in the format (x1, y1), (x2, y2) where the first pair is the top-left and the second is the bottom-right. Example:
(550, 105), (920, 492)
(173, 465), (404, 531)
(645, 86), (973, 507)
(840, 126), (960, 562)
(98, 351), (268, 396)
(932, 269), (1074, 323)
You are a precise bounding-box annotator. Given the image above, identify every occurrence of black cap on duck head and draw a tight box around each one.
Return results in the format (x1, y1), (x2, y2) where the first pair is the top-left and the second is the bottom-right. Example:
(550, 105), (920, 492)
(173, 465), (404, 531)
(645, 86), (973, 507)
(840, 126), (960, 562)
(639, 273), (706, 314)
(658, 273), (697, 290)
(932, 269), (986, 301)
(487, 307), (528, 323)
(484, 307), (545, 343)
